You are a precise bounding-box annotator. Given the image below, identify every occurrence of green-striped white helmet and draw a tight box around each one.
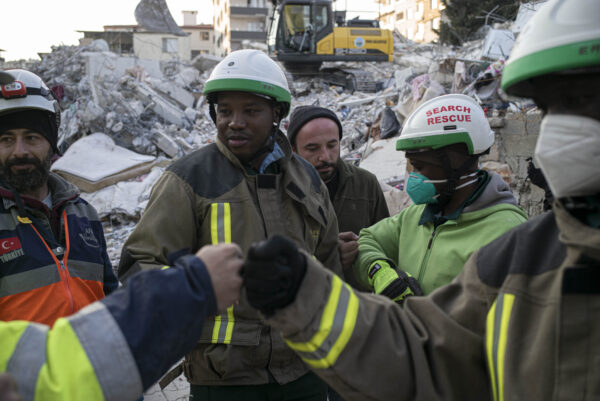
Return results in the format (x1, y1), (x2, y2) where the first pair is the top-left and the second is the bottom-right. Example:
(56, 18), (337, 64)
(203, 49), (291, 118)
(501, 0), (600, 97)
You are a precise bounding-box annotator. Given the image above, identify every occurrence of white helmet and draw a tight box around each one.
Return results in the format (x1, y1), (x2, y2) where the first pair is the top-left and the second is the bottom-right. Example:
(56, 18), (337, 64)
(0, 69), (59, 118)
(502, 0), (600, 97)
(396, 94), (494, 155)
(203, 50), (291, 117)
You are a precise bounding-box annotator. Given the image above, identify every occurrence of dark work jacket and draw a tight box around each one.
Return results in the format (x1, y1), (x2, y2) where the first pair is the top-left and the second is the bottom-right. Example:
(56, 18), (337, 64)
(332, 159), (389, 288)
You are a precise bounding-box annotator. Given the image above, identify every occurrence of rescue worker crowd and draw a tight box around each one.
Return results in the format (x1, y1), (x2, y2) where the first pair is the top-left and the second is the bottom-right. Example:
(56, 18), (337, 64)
(0, 0), (599, 399)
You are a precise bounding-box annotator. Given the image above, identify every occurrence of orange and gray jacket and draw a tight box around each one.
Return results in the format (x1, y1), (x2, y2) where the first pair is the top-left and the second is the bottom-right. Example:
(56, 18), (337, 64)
(118, 130), (342, 386)
(0, 173), (118, 326)
(264, 200), (599, 400)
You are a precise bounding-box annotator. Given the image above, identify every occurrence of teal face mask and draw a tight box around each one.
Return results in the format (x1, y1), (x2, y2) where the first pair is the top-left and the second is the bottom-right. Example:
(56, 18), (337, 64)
(406, 172), (443, 204)
(406, 171), (479, 205)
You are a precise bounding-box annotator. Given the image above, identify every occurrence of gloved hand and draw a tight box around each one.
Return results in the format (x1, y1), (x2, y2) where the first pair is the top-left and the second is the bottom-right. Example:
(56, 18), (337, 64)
(368, 260), (423, 303)
(242, 234), (307, 316)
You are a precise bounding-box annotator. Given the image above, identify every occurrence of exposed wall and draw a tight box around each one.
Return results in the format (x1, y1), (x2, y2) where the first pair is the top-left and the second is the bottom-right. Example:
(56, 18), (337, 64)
(133, 33), (192, 61)
(481, 112), (545, 217)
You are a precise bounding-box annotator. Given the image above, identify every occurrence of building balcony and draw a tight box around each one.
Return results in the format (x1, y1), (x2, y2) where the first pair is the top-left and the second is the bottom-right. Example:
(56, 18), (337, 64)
(230, 6), (268, 16)
(230, 30), (267, 41)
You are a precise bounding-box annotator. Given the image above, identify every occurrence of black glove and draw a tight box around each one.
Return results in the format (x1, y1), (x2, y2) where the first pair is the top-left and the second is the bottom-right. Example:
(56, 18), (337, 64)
(242, 234), (306, 315)
(368, 261), (423, 304)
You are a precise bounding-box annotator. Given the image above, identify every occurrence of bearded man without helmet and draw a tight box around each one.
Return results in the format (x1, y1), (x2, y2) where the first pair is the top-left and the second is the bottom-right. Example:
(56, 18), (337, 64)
(118, 50), (342, 401)
(287, 106), (390, 289)
(0, 69), (118, 326)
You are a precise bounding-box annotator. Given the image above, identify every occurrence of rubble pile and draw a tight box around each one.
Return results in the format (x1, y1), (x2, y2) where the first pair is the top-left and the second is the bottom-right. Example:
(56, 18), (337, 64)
(33, 41), (217, 158)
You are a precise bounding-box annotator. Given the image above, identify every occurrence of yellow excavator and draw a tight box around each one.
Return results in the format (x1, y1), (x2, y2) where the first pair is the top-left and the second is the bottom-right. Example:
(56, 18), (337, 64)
(267, 0), (394, 91)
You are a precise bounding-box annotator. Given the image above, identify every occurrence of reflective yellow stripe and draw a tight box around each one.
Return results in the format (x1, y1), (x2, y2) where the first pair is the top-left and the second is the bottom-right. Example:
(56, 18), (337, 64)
(288, 276), (343, 353)
(161, 265), (170, 270)
(210, 202), (234, 344)
(210, 203), (219, 245)
(486, 302), (499, 401)
(285, 275), (359, 369)
(497, 294), (514, 401)
(224, 305), (235, 342)
(486, 293), (515, 401)
(223, 203), (231, 243)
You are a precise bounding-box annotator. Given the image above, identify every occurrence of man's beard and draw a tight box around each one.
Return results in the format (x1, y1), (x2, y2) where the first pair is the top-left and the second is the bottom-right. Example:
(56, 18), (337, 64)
(315, 161), (336, 182)
(0, 150), (52, 194)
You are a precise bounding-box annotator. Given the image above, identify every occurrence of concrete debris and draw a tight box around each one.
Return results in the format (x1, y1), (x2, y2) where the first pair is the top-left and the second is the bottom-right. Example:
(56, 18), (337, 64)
(481, 29), (515, 61)
(50, 133), (165, 193)
(192, 53), (223, 72)
(83, 167), (165, 220)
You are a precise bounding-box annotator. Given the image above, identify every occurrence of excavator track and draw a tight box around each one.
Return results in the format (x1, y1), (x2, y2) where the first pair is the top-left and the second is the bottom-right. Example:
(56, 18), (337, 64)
(285, 65), (378, 93)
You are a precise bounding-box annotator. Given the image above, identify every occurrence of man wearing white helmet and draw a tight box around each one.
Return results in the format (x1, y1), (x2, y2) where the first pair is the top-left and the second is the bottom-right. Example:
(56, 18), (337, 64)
(118, 50), (342, 400)
(0, 69), (118, 326)
(352, 94), (527, 301)
(238, 1), (600, 400)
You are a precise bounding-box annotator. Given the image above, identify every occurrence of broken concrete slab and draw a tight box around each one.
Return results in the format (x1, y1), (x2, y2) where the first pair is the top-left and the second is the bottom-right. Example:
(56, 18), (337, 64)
(480, 29), (515, 61)
(358, 138), (407, 185)
(192, 53), (222, 72)
(51, 133), (160, 192)
(338, 91), (398, 108)
(83, 166), (165, 218)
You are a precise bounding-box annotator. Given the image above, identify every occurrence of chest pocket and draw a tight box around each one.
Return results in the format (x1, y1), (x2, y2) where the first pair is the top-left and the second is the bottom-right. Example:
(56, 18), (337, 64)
(285, 180), (329, 254)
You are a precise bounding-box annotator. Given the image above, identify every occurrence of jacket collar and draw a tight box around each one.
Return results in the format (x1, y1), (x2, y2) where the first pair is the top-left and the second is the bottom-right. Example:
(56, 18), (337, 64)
(335, 158), (353, 184)
(0, 172), (79, 212)
(216, 129), (293, 173)
(554, 199), (600, 261)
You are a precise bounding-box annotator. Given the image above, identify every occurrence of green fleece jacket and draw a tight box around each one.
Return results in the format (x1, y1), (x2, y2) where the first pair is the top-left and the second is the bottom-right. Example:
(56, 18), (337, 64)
(354, 171), (528, 294)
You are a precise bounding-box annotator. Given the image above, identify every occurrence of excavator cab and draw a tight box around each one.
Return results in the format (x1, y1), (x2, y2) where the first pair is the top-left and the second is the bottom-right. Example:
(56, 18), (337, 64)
(273, 1), (332, 54)
(268, 0), (393, 91)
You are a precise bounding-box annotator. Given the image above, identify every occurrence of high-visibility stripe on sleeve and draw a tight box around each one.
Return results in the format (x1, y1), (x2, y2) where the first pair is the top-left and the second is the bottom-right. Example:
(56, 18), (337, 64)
(209, 202), (234, 344)
(5, 322), (48, 401)
(0, 321), (28, 372)
(285, 275), (358, 369)
(486, 293), (515, 401)
(65, 302), (143, 401)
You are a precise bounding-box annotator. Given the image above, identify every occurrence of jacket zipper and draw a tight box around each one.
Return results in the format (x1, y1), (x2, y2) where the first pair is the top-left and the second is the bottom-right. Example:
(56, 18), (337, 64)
(417, 227), (439, 283)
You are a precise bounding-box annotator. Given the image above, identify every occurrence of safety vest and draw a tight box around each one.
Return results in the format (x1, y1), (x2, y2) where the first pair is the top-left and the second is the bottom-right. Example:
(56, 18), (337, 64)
(0, 201), (107, 326)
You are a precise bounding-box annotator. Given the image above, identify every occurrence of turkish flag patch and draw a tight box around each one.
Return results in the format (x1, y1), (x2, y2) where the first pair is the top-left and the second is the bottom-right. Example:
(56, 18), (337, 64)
(0, 237), (22, 255)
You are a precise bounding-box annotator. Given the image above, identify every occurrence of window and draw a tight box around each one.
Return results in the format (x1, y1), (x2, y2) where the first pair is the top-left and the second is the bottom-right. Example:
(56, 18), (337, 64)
(416, 22), (425, 41)
(201, 31), (210, 41)
(431, 0), (437, 9)
(433, 17), (440, 30)
(396, 11), (404, 21)
(162, 38), (178, 53)
(416, 2), (424, 19)
(314, 4), (329, 32)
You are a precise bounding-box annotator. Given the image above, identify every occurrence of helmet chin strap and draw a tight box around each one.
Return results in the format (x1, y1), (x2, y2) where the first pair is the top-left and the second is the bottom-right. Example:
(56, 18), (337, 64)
(435, 149), (478, 208)
(245, 122), (279, 169)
